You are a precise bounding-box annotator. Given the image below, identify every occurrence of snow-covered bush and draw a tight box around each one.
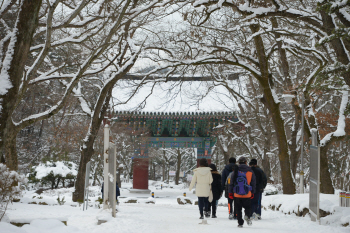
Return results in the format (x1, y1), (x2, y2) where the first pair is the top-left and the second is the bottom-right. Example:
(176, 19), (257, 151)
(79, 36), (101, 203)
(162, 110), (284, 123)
(0, 164), (27, 221)
(27, 161), (77, 189)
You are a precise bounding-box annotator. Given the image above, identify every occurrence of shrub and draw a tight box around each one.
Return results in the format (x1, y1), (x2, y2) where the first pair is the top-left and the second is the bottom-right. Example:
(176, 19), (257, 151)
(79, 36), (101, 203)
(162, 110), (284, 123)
(0, 164), (27, 221)
(57, 196), (66, 205)
(27, 160), (77, 189)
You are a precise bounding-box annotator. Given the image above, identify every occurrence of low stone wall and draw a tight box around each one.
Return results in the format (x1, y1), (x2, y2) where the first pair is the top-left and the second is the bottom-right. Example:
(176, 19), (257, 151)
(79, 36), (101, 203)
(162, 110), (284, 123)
(177, 197), (192, 205)
(265, 204), (350, 227)
(10, 219), (67, 227)
(263, 204), (311, 217)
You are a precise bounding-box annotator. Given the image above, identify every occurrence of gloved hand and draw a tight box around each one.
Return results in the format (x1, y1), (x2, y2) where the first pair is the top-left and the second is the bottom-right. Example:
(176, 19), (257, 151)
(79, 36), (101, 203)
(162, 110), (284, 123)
(250, 193), (254, 199)
(229, 193), (234, 199)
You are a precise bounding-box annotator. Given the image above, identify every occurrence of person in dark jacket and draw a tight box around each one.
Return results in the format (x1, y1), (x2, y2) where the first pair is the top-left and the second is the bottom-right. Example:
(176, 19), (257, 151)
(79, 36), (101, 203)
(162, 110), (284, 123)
(228, 156), (256, 228)
(116, 182), (121, 205)
(101, 182), (120, 201)
(221, 157), (237, 220)
(249, 159), (267, 220)
(207, 163), (222, 218)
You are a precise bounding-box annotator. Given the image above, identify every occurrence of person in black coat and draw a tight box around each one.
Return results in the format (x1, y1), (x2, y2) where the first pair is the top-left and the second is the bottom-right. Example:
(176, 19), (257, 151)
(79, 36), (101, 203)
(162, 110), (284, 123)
(101, 182), (120, 200)
(221, 157), (237, 219)
(249, 159), (267, 219)
(207, 163), (222, 218)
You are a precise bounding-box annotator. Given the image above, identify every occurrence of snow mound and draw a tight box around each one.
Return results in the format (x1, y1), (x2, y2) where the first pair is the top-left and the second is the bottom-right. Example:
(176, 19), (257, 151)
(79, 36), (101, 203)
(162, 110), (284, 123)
(0, 219), (83, 233)
(321, 207), (350, 227)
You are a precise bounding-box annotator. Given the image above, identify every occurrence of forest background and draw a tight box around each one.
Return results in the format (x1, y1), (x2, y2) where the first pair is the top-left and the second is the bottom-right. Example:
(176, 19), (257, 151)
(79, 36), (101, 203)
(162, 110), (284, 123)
(0, 0), (349, 202)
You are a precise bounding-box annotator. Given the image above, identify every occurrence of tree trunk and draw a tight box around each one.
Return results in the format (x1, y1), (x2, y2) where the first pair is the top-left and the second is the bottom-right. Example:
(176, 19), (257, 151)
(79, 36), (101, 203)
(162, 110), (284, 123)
(73, 142), (95, 202)
(72, 54), (135, 202)
(72, 92), (111, 202)
(305, 99), (336, 194)
(251, 24), (296, 194)
(320, 146), (335, 194)
(261, 155), (271, 181)
(175, 149), (182, 185)
(288, 103), (302, 178)
(289, 127), (299, 178)
(55, 177), (61, 189)
(0, 0), (42, 171)
(262, 137), (271, 180)
(3, 127), (19, 171)
(320, 10), (350, 88)
(217, 138), (229, 164)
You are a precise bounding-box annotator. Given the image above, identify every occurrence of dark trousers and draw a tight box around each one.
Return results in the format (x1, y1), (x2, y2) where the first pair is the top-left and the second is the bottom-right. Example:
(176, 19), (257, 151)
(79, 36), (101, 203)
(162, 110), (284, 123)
(251, 191), (261, 216)
(228, 198), (233, 214)
(257, 192), (262, 215)
(236, 198), (251, 226)
(228, 197), (237, 217)
(198, 197), (209, 216)
(208, 199), (218, 216)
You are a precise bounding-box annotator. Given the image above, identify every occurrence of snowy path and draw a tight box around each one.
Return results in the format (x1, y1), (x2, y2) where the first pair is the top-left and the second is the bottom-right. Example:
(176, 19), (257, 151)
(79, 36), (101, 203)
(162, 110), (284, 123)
(5, 200), (348, 233)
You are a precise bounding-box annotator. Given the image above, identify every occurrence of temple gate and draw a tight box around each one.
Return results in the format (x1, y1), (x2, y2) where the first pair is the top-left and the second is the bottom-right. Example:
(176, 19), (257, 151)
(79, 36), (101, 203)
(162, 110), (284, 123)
(112, 111), (239, 192)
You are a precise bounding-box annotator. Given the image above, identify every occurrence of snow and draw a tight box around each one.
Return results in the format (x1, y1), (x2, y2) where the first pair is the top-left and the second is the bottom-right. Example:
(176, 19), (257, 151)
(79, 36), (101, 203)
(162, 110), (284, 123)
(263, 193), (337, 214)
(0, 32), (16, 95)
(320, 89), (349, 146)
(333, 90), (348, 137)
(33, 161), (77, 179)
(2, 181), (349, 233)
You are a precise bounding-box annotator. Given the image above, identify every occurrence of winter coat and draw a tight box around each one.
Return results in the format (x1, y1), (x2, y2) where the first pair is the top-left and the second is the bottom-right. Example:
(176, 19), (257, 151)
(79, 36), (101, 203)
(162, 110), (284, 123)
(251, 166), (267, 192)
(221, 163), (235, 191)
(101, 182), (120, 199)
(211, 171), (222, 201)
(116, 183), (120, 197)
(224, 171), (233, 198)
(228, 164), (256, 198)
(189, 167), (213, 197)
(222, 163), (238, 195)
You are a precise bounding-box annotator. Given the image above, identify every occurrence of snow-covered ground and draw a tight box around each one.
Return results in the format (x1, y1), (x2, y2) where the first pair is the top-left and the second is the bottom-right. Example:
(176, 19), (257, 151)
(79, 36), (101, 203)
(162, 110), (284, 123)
(2, 181), (349, 233)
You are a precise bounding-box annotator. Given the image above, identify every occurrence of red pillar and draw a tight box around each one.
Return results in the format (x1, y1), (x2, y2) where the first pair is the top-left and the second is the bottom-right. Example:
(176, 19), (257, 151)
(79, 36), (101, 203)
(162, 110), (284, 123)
(132, 158), (149, 189)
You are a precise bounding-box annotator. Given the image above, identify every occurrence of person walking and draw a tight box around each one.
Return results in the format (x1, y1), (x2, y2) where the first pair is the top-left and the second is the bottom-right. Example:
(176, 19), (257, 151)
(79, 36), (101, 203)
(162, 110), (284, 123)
(189, 158), (213, 219)
(116, 182), (121, 205)
(221, 157), (237, 220)
(228, 156), (256, 228)
(249, 159), (267, 220)
(101, 181), (120, 201)
(207, 163), (222, 218)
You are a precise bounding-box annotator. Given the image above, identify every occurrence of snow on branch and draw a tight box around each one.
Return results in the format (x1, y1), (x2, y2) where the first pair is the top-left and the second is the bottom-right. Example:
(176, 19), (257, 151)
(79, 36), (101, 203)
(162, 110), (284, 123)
(320, 89), (349, 146)
(333, 89), (349, 137)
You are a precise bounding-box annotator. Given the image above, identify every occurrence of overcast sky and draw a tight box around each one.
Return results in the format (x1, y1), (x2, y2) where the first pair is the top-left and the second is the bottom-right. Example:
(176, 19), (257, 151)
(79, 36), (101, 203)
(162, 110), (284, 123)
(112, 80), (240, 113)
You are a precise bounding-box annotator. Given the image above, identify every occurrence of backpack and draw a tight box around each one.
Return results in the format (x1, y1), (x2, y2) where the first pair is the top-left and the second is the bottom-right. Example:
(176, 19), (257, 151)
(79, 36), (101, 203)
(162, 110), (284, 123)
(234, 170), (252, 195)
(224, 172), (233, 197)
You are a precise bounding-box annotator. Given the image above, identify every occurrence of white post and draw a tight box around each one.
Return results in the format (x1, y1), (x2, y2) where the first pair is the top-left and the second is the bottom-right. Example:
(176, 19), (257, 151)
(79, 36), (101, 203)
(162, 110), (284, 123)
(300, 94), (305, 194)
(103, 124), (110, 209)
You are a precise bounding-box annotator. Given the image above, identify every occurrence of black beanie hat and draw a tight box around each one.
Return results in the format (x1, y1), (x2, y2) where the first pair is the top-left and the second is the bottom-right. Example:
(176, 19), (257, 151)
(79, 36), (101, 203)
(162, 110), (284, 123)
(209, 163), (217, 171)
